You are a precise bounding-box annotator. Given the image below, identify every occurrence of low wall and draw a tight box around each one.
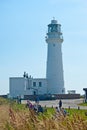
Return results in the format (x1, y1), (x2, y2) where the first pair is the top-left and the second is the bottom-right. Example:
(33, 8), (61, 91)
(56, 94), (80, 99)
(0, 95), (8, 98)
(24, 94), (80, 100)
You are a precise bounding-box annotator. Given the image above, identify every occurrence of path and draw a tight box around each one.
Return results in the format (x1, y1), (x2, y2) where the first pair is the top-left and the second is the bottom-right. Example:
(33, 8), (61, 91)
(22, 98), (87, 110)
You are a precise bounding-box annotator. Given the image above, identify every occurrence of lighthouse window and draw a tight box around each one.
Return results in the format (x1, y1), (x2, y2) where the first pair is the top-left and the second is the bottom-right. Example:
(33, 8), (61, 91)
(33, 82), (36, 87)
(39, 82), (42, 87)
(48, 27), (51, 32)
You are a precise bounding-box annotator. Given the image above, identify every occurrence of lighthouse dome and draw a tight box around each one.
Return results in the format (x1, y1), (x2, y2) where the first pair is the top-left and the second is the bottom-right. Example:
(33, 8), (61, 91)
(51, 19), (57, 24)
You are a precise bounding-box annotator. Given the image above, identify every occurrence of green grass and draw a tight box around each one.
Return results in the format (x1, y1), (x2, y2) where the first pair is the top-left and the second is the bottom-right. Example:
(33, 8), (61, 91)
(38, 107), (55, 119)
(79, 102), (87, 106)
(0, 97), (9, 105)
(8, 99), (87, 120)
(66, 108), (87, 120)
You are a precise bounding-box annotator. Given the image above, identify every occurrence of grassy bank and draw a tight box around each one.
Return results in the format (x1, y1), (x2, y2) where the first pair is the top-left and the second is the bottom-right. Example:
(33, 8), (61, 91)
(0, 98), (87, 130)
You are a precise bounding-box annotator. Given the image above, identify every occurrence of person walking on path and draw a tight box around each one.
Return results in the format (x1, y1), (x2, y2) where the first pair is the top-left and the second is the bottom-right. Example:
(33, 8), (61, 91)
(59, 100), (62, 110)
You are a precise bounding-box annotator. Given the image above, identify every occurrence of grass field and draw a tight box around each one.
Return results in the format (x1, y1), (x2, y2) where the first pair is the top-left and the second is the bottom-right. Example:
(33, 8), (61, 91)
(79, 102), (87, 106)
(0, 97), (87, 130)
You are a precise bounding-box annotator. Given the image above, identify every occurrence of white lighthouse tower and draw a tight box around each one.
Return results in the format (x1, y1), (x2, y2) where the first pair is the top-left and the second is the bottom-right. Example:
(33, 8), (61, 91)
(46, 19), (65, 94)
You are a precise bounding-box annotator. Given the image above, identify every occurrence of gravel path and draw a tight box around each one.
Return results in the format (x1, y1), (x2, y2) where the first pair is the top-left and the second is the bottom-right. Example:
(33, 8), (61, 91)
(22, 98), (87, 110)
(39, 99), (87, 110)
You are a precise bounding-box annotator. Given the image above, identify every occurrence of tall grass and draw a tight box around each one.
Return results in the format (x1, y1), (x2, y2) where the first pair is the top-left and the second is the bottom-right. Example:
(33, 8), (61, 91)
(0, 98), (87, 130)
(5, 107), (87, 130)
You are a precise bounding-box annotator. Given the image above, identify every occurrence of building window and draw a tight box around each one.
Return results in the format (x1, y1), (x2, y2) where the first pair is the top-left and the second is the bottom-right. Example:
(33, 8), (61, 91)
(39, 82), (42, 87)
(33, 82), (36, 87)
(33, 91), (36, 95)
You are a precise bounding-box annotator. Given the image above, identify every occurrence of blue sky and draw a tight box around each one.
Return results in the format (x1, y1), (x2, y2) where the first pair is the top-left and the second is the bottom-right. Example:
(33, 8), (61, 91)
(0, 0), (87, 95)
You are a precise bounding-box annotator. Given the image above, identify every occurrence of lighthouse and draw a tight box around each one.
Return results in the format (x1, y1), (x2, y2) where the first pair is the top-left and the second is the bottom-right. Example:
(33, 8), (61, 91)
(9, 19), (66, 98)
(46, 19), (65, 94)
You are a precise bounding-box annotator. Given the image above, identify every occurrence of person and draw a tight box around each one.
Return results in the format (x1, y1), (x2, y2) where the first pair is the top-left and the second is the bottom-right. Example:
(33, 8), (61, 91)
(26, 100), (33, 109)
(55, 106), (60, 112)
(61, 108), (69, 117)
(38, 105), (43, 113)
(59, 100), (62, 110)
(33, 103), (38, 112)
(61, 108), (67, 116)
(17, 96), (21, 104)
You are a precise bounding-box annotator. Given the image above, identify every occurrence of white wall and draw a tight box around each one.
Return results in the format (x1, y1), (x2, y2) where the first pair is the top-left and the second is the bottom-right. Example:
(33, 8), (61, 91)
(9, 77), (25, 98)
(32, 78), (47, 95)
(9, 77), (47, 98)
(46, 42), (64, 94)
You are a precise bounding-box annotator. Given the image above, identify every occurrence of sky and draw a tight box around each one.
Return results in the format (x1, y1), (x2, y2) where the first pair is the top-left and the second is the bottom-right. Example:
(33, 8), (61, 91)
(0, 0), (87, 95)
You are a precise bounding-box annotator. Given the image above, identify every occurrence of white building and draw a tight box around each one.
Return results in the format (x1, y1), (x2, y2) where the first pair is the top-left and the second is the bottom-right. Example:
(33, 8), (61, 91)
(9, 76), (47, 98)
(9, 19), (65, 98)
